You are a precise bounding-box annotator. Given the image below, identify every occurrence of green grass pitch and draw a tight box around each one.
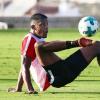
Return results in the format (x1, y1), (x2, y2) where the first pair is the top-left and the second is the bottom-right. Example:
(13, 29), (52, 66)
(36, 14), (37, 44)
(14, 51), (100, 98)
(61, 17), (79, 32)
(0, 28), (100, 100)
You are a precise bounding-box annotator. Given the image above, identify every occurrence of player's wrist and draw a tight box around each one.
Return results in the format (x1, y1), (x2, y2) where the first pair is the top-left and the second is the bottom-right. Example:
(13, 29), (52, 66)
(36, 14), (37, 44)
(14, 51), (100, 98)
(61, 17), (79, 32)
(65, 40), (79, 49)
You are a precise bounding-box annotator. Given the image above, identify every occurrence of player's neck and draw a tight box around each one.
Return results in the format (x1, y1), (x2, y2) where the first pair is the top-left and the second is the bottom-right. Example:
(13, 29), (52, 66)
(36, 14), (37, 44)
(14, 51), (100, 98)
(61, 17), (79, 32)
(33, 33), (41, 39)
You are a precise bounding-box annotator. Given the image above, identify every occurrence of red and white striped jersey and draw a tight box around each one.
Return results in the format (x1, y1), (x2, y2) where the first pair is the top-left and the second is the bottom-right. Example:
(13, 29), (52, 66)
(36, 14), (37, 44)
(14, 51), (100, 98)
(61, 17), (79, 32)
(21, 32), (44, 60)
(21, 32), (50, 91)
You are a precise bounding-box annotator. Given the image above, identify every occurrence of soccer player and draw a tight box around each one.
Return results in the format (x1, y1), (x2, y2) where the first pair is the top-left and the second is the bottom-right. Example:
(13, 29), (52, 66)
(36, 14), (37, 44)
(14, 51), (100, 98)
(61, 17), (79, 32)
(8, 13), (100, 94)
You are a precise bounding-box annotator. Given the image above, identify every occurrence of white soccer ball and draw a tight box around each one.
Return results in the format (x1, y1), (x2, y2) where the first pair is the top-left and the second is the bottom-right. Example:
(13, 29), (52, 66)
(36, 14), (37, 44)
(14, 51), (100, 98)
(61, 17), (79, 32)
(78, 16), (99, 37)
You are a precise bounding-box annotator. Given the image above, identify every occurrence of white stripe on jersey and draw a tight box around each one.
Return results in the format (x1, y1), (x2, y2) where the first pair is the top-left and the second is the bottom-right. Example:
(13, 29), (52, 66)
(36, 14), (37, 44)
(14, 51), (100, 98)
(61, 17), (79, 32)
(23, 34), (32, 56)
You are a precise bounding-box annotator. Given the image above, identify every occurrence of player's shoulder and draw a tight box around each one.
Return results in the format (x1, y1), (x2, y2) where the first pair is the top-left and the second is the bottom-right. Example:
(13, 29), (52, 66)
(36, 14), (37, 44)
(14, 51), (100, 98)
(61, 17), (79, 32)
(23, 32), (36, 41)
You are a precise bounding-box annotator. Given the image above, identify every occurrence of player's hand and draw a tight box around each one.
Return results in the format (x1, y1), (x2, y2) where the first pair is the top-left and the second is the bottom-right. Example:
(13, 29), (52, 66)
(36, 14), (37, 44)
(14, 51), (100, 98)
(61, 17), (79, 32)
(7, 87), (20, 92)
(78, 37), (94, 47)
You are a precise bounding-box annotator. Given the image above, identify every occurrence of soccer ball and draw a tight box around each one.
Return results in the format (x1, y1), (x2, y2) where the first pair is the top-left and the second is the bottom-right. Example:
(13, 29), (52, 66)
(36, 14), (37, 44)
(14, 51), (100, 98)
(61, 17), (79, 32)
(78, 16), (99, 37)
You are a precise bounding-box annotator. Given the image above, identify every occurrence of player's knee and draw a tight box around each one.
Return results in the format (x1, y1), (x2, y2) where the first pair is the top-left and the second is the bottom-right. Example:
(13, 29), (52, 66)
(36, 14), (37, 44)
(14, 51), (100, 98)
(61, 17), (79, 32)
(34, 42), (43, 51)
(34, 42), (43, 50)
(34, 42), (39, 49)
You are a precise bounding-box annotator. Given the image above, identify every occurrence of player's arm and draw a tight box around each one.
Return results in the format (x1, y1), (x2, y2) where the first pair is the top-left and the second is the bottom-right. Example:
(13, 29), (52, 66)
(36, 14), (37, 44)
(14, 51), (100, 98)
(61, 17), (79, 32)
(7, 56), (35, 93)
(37, 38), (93, 52)
(21, 55), (37, 93)
(20, 37), (37, 93)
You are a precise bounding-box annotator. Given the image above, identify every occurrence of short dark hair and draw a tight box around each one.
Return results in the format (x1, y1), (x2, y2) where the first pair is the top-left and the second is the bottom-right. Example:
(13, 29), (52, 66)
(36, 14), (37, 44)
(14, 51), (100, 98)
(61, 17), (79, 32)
(30, 13), (47, 21)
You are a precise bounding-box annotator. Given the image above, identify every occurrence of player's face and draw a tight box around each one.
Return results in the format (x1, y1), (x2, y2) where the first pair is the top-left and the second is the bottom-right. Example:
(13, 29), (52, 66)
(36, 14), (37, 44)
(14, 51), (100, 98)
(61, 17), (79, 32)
(34, 19), (48, 38)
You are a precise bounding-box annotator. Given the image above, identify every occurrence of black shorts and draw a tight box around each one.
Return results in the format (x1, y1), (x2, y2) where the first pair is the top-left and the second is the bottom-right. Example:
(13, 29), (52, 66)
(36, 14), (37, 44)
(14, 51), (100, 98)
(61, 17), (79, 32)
(44, 50), (88, 88)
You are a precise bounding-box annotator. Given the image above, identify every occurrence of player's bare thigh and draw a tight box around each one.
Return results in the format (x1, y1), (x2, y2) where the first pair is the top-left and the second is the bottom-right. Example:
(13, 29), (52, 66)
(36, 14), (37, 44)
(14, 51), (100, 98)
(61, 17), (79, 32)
(80, 41), (100, 63)
(35, 42), (61, 66)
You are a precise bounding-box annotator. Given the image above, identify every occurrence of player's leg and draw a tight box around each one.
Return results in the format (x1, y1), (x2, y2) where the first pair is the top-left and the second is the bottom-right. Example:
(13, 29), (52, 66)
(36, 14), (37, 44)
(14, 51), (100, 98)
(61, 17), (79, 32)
(80, 41), (100, 65)
(64, 41), (100, 80)
(34, 41), (100, 88)
(51, 41), (100, 87)
(65, 41), (100, 83)
(34, 42), (61, 66)
(34, 42), (88, 88)
(34, 42), (65, 87)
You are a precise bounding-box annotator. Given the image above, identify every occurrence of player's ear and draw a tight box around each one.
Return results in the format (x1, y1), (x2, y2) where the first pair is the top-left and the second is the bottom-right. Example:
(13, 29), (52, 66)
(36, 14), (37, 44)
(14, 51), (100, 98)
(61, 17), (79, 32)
(31, 25), (35, 30)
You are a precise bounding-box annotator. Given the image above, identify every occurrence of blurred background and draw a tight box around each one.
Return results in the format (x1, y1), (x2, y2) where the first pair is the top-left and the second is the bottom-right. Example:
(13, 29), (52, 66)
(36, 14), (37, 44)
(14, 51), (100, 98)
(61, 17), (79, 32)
(0, 0), (100, 29)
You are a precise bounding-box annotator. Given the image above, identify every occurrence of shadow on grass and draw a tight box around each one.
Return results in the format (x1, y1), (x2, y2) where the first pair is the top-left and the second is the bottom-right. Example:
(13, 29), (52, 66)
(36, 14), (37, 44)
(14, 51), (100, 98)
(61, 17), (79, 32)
(48, 91), (100, 94)
(0, 79), (17, 82)
(0, 79), (100, 81)
(0, 79), (100, 94)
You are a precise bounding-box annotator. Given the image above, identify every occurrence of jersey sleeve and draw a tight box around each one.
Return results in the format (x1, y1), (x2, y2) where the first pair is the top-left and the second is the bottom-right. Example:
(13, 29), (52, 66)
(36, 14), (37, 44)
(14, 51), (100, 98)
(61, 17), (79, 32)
(21, 36), (36, 60)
